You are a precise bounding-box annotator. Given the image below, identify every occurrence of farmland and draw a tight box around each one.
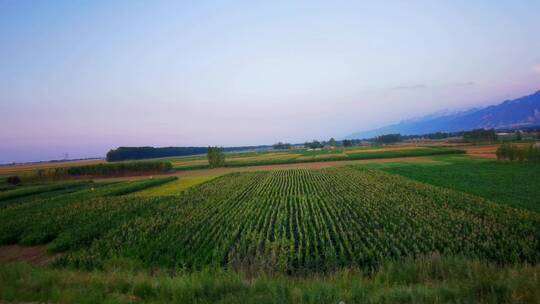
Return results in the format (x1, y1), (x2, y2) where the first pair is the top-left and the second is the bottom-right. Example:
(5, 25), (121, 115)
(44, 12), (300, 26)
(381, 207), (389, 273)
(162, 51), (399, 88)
(0, 145), (463, 180)
(1, 152), (540, 303)
(168, 146), (464, 170)
(2, 167), (539, 271)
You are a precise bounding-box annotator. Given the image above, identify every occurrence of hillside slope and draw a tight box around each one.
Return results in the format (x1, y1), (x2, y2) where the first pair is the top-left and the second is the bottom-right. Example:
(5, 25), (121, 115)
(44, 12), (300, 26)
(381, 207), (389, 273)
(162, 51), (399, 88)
(348, 90), (540, 138)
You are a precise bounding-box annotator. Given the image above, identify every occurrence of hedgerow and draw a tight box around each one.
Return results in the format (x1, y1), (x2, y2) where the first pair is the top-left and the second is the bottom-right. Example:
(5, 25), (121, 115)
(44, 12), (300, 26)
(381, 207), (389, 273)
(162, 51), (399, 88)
(36, 161), (173, 178)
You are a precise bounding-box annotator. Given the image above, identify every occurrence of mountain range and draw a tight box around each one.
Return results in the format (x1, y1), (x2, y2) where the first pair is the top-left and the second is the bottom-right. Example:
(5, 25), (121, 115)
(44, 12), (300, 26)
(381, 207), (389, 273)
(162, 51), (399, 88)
(347, 90), (540, 139)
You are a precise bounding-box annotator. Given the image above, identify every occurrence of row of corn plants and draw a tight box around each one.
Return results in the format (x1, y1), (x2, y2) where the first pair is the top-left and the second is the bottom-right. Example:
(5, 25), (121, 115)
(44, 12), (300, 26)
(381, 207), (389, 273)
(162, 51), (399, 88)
(42, 168), (540, 274)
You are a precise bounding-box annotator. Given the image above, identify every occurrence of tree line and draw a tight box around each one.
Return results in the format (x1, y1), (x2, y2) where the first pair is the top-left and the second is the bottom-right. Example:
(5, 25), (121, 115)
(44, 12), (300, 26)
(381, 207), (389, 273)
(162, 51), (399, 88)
(272, 142), (292, 150)
(106, 145), (271, 162)
(207, 147), (226, 168)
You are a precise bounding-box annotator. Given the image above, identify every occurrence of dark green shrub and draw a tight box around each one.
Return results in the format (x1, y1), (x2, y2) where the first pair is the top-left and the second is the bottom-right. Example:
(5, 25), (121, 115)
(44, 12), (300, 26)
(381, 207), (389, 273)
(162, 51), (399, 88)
(40, 161), (173, 179)
(6, 176), (21, 185)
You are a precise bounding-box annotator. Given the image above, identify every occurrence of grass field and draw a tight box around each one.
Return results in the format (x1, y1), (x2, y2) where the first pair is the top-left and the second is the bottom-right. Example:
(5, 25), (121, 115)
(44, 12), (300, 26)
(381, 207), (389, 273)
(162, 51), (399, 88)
(2, 256), (538, 304)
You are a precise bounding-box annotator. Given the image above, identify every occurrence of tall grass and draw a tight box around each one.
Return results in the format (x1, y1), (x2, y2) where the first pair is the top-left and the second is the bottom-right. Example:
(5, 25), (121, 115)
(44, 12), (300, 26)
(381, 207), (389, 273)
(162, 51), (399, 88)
(496, 143), (540, 162)
(0, 256), (538, 303)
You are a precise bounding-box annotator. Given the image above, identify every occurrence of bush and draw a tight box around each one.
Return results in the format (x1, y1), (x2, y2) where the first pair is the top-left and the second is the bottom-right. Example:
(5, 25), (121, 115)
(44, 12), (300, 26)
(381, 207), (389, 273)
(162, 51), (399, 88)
(6, 176), (21, 185)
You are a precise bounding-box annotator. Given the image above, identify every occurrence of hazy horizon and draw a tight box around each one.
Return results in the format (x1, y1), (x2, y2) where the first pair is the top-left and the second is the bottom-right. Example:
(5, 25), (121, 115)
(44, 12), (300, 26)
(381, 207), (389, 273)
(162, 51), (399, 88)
(2, 1), (540, 163)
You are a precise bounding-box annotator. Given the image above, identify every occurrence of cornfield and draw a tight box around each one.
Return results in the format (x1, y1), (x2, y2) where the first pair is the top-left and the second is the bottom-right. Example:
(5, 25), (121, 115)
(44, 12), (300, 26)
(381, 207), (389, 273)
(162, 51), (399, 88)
(49, 168), (539, 273)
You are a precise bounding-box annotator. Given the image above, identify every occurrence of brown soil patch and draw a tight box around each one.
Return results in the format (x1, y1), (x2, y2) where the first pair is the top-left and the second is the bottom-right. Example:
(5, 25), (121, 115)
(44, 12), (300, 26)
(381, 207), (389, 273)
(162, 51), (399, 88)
(0, 245), (58, 265)
(465, 145), (498, 159)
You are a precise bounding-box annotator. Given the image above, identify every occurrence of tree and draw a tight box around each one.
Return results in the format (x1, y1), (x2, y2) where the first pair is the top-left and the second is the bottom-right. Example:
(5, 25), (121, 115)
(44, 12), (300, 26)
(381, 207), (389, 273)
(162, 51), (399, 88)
(273, 142), (291, 150)
(328, 138), (336, 147)
(342, 139), (353, 147)
(516, 131), (522, 141)
(306, 140), (323, 149)
(207, 146), (225, 168)
(376, 134), (402, 144)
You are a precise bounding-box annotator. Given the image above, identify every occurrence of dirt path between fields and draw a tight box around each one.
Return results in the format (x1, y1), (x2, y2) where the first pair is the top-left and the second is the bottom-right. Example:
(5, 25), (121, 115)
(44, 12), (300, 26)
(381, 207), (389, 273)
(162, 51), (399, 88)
(0, 245), (58, 265)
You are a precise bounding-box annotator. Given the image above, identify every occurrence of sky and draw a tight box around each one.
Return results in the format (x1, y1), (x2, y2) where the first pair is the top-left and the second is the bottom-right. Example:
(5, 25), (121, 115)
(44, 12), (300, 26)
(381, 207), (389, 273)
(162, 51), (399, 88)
(1, 0), (540, 163)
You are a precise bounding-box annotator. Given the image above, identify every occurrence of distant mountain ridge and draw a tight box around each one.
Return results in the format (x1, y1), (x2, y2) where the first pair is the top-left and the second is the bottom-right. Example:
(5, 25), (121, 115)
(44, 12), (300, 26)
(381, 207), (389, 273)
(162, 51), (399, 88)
(347, 90), (540, 139)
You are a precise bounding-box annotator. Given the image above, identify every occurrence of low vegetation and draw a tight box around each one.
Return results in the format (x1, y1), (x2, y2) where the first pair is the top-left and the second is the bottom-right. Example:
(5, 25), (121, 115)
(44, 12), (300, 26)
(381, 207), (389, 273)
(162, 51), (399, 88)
(0, 181), (92, 207)
(5, 176), (21, 185)
(0, 177), (176, 248)
(1, 256), (538, 303)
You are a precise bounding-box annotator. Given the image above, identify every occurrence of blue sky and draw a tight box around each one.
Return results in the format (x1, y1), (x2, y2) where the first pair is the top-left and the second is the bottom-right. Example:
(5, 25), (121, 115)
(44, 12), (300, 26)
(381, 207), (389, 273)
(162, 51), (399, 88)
(1, 1), (540, 163)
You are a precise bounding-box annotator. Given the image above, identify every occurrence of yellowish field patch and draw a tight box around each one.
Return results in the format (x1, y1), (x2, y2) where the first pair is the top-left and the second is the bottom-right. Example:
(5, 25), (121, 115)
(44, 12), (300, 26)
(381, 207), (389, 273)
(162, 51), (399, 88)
(296, 153), (346, 161)
(344, 146), (419, 154)
(134, 176), (217, 196)
(314, 153), (348, 159)
(225, 153), (301, 162)
(171, 159), (209, 167)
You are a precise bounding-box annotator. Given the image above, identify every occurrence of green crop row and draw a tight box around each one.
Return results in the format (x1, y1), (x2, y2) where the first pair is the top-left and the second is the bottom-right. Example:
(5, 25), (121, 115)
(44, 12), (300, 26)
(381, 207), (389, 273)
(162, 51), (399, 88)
(0, 177), (176, 246)
(0, 181), (92, 207)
